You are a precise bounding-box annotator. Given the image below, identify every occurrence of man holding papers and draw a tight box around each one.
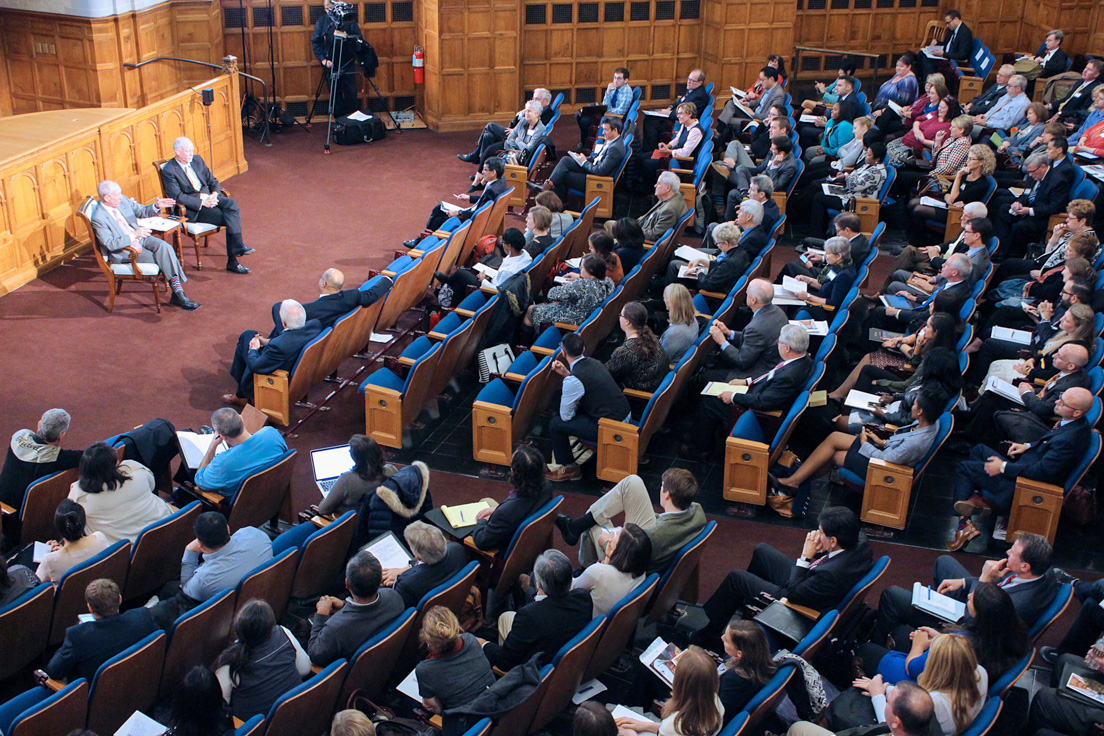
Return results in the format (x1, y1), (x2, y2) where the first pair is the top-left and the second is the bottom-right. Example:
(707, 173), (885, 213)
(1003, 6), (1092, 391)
(704, 278), (787, 380)
(947, 387), (1092, 551)
(412, 157), (509, 242)
(885, 202), (986, 279)
(386, 522), (468, 608)
(864, 254), (972, 336)
(883, 218), (991, 297)
(194, 408), (288, 497)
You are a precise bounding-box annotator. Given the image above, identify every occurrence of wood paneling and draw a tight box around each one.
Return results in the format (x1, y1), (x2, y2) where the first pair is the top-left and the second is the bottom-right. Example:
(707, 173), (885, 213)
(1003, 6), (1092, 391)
(0, 72), (246, 296)
(703, 0), (793, 95)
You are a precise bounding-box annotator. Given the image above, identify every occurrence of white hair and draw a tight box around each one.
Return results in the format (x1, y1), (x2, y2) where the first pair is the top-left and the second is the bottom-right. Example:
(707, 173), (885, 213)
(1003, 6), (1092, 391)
(37, 409), (72, 442)
(947, 253), (973, 278)
(780, 324), (809, 354)
(824, 236), (851, 259)
(740, 199), (764, 226)
(963, 202), (988, 219)
(657, 171), (681, 193)
(97, 180), (122, 199)
(172, 137), (194, 152)
(279, 299), (307, 330)
(525, 100), (544, 116)
(533, 88), (552, 104)
(1008, 75), (1028, 90)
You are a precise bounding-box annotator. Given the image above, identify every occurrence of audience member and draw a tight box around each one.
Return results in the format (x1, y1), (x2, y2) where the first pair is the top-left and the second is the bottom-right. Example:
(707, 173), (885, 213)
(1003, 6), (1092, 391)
(570, 522), (650, 617)
(963, 64), (1013, 115)
(615, 646), (724, 736)
(869, 55), (920, 133)
(67, 442), (172, 544)
(641, 69), (709, 150)
(415, 606), (495, 712)
(786, 236), (858, 320)
(0, 408), (81, 516)
(543, 117), (628, 203)
(46, 578), (158, 682)
(905, 145), (996, 234)
(612, 216), (648, 272)
(435, 227), (531, 293)
(573, 702), (617, 736)
(788, 681), (933, 736)
(36, 500), (111, 583)
(790, 213), (868, 278)
(416, 157), (509, 239)
(808, 142), (888, 237)
(309, 548), (405, 665)
(526, 254), (615, 330)
(471, 446), (553, 550)
(195, 408), (289, 496)
(459, 88), (554, 163)
(638, 171), (689, 242)
(214, 600), (311, 720)
(719, 619), (779, 720)
(386, 520), (468, 608)
(315, 434), (396, 516)
(731, 136), (798, 207)
(331, 710), (376, 736)
(993, 148), (1074, 254)
(576, 68), (633, 148)
(667, 220), (750, 294)
(524, 206), (556, 257)
(271, 269), (391, 337)
(225, 299), (324, 405)
(885, 217), (991, 296)
(704, 278), (788, 380)
(166, 665), (234, 736)
(1070, 86), (1104, 155)
(1048, 59), (1102, 123)
(606, 301), (667, 391)
(660, 283), (699, 362)
(888, 202), (987, 276)
(582, 231), (624, 284)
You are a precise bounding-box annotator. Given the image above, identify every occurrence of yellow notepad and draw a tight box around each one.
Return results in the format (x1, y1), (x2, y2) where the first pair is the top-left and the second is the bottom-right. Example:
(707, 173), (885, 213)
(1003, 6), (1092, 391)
(441, 501), (491, 528)
(701, 382), (748, 397)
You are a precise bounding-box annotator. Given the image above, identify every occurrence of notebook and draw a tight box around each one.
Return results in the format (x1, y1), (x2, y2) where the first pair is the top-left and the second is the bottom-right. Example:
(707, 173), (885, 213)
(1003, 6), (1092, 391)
(309, 444), (355, 496)
(911, 582), (966, 623)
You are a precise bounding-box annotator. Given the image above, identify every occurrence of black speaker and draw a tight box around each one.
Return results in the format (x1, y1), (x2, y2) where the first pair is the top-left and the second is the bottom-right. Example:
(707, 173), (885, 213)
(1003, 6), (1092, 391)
(201, 88), (214, 106)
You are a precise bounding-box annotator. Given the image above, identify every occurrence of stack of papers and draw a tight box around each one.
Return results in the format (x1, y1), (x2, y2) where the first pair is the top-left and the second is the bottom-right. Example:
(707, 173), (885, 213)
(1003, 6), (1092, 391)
(702, 382), (747, 397)
(791, 319), (828, 336)
(176, 432), (226, 469)
(983, 375), (1026, 406)
(441, 501), (491, 528)
(991, 326), (1032, 345)
(440, 200), (464, 214)
(821, 182), (847, 197)
(919, 196), (948, 209)
(911, 582), (966, 622)
(363, 531), (414, 570)
(782, 275), (807, 295)
(772, 283), (805, 307)
(610, 705), (659, 724)
(114, 711), (167, 736)
(844, 390), (883, 412)
(1082, 165), (1104, 182)
(887, 100), (906, 116)
(136, 217), (180, 232)
(674, 245), (712, 263)
(729, 86), (747, 99)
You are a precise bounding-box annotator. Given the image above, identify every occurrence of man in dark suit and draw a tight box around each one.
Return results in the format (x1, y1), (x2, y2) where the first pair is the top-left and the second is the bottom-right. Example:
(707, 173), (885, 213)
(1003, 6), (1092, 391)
(1049, 58), (1102, 123)
(865, 254), (972, 337)
(997, 142), (1076, 253)
(226, 299), (324, 405)
(694, 506), (874, 642)
(412, 157), (510, 243)
(885, 217), (992, 296)
(46, 578), (158, 682)
(871, 532), (1058, 646)
(387, 521), (469, 608)
(309, 548), (405, 665)
(947, 387), (1093, 550)
(270, 269), (392, 337)
(537, 116), (628, 203)
(731, 136), (798, 206)
(706, 278), (787, 380)
(481, 549), (592, 669)
(638, 171), (689, 242)
(458, 89), (554, 163)
(917, 10), (973, 92)
(641, 69), (710, 151)
(160, 137), (252, 274)
(963, 64), (1013, 115)
(1033, 30), (1070, 80)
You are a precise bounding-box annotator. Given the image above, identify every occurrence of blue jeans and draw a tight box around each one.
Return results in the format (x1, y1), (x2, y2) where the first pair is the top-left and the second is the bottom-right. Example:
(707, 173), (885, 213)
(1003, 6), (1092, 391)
(549, 414), (599, 466)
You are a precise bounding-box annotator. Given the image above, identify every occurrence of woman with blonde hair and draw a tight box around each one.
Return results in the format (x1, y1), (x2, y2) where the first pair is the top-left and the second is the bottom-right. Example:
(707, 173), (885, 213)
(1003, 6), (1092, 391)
(616, 646), (724, 736)
(414, 605), (495, 713)
(972, 302), (1095, 387)
(906, 143), (995, 233)
(331, 710), (375, 736)
(661, 283), (698, 361)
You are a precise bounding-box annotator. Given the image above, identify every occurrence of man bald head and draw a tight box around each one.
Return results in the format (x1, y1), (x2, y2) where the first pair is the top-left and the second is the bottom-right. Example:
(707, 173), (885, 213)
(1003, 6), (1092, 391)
(1056, 343), (1089, 373)
(747, 278), (774, 310)
(1061, 386), (1093, 416)
(319, 268), (345, 294)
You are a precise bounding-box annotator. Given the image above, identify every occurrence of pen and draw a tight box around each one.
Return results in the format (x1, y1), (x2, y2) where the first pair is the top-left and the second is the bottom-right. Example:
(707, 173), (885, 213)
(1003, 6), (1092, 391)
(459, 509), (466, 524)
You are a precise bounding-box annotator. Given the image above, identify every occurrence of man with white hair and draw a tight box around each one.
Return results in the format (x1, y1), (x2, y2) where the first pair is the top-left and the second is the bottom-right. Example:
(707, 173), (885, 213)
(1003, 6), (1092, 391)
(458, 88), (555, 163)
(637, 170), (688, 241)
(225, 299), (323, 406)
(90, 180), (198, 310)
(269, 268), (392, 337)
(974, 74), (1030, 132)
(706, 277), (788, 379)
(963, 64), (1013, 116)
(159, 136), (252, 275)
(0, 409), (82, 521)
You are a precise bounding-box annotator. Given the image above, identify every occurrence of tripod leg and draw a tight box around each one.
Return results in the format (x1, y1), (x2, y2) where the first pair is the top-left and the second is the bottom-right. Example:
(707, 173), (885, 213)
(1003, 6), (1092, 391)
(306, 72), (328, 127)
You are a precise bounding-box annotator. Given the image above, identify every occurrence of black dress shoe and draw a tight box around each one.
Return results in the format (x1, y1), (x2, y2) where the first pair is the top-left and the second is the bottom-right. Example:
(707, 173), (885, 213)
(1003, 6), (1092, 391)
(1052, 568), (1081, 588)
(403, 239), (418, 248)
(555, 514), (580, 546)
(433, 272), (450, 284)
(1040, 646), (1061, 664)
(466, 184), (484, 194)
(457, 153), (476, 163)
(526, 181), (544, 193)
(235, 247), (256, 256)
(170, 293), (201, 310)
(227, 263), (251, 274)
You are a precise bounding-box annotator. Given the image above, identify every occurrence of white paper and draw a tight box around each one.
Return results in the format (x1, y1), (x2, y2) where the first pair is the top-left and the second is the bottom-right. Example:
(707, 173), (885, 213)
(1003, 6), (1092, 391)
(911, 582), (966, 622)
(554, 275), (571, 284)
(114, 711), (167, 736)
(440, 201), (464, 214)
(572, 678), (608, 705)
(919, 196), (948, 209)
(782, 276), (806, 295)
(1074, 150), (1101, 160)
(674, 245), (709, 263)
(176, 431), (224, 469)
(679, 264), (706, 278)
(610, 705), (659, 724)
(396, 668), (422, 702)
(822, 182), (847, 197)
(922, 46), (944, 59)
(565, 257), (582, 268)
(992, 326), (1032, 345)
(729, 86), (747, 99)
(473, 263), (497, 278)
(799, 114), (822, 124)
(790, 319), (828, 336)
(887, 100), (905, 116)
(136, 216), (180, 232)
(1082, 165), (1104, 182)
(643, 109), (668, 117)
(346, 110), (371, 121)
(32, 541), (51, 563)
(844, 390), (883, 412)
(772, 284), (806, 306)
(364, 533), (414, 571)
(885, 400), (902, 414)
(369, 332), (392, 343)
(983, 375), (1026, 405)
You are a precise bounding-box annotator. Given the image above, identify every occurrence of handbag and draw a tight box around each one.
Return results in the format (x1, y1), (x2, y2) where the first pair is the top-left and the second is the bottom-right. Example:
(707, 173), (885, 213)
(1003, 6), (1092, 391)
(1063, 483), (1096, 526)
(476, 343), (515, 383)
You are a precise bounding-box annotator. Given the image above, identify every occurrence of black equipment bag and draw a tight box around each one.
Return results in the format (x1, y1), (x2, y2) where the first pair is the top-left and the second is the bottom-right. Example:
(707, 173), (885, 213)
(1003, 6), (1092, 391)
(334, 113), (386, 145)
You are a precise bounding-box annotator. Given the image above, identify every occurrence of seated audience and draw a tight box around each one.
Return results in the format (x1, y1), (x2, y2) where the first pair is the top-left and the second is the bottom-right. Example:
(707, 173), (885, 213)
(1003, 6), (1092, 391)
(802, 102), (855, 164)
(803, 115), (875, 183)
(668, 221), (749, 295)
(46, 578), (158, 682)
(526, 254), (614, 330)
(309, 548), (405, 666)
(638, 171), (689, 242)
(480, 100), (545, 170)
(1070, 86), (1104, 155)
(67, 442), (172, 544)
(800, 58), (858, 113)
(704, 278), (787, 380)
(581, 231), (624, 285)
(642, 102), (701, 168)
(991, 198), (1096, 289)
(695, 506), (873, 642)
(316, 434), (396, 516)
(347, 460), (430, 549)
(36, 500), (111, 583)
(808, 142), (888, 237)
(523, 205), (556, 257)
(660, 283), (699, 362)
(785, 236), (858, 320)
(615, 646), (724, 736)
(641, 69), (710, 151)
(710, 110), (790, 204)
(788, 681), (933, 736)
(886, 86), (954, 164)
(481, 549), (592, 669)
(556, 467), (706, 572)
(386, 520), (468, 608)
(0, 408), (81, 517)
(612, 216), (647, 272)
(571, 522), (650, 617)
(718, 619), (779, 720)
(434, 227), (531, 294)
(271, 268), (391, 337)
(865, 253), (972, 335)
(541, 117), (627, 202)
(905, 145), (995, 234)
(963, 64), (1012, 116)
(225, 299), (324, 405)
(416, 605), (495, 713)
(415, 157), (509, 240)
(606, 301), (667, 391)
(1028, 642), (1104, 736)
(195, 408), (288, 497)
(215, 599), (311, 720)
(471, 446), (553, 550)
(995, 103), (1048, 169)
(166, 665), (234, 736)
(973, 74), (1030, 131)
(331, 710), (376, 736)
(527, 191), (574, 241)
(790, 213), (869, 277)
(888, 202), (987, 277)
(575, 68), (633, 148)
(869, 55), (920, 135)
(885, 217), (992, 296)
(892, 108), (970, 196)
(1016, 30), (1070, 82)
(967, 302), (1094, 389)
(0, 556), (38, 606)
(1048, 59), (1102, 124)
(702, 175), (777, 249)
(459, 88), (554, 163)
(993, 146), (1075, 255)
(731, 136), (798, 208)
(717, 65), (783, 144)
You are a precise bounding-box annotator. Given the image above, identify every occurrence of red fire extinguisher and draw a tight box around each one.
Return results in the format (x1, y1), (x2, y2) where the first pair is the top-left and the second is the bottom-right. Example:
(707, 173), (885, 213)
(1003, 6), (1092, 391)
(413, 45), (424, 84)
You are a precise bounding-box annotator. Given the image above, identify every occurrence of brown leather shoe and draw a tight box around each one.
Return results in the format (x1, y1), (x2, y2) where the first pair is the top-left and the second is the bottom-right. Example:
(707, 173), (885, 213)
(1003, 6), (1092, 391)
(222, 393), (248, 408)
(766, 494), (795, 518)
(953, 496), (992, 518)
(946, 520), (980, 552)
(545, 464), (582, 482)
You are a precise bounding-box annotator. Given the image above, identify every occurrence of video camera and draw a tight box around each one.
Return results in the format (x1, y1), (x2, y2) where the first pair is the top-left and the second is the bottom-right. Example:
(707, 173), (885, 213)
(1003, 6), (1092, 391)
(326, 0), (356, 20)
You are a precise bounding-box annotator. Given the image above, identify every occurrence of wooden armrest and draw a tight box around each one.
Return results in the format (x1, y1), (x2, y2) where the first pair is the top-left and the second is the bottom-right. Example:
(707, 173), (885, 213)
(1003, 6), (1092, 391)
(430, 715), (443, 728)
(867, 458), (913, 477)
(433, 229), (451, 238)
(564, 210), (581, 217)
(310, 663), (323, 675)
(623, 388), (654, 400)
(671, 155), (694, 162)
(381, 270), (396, 278)
(463, 535), (497, 557)
(821, 303), (836, 312)
(504, 372), (527, 382)
(753, 409), (783, 418)
(0, 502), (14, 514)
(554, 322), (579, 330)
(233, 717), (244, 729)
(598, 417), (637, 432)
(407, 249), (425, 257)
(1014, 476), (1061, 493)
(530, 345), (556, 356)
(197, 489), (224, 505)
(781, 599), (821, 620)
(454, 308), (475, 317)
(480, 285), (498, 294)
(428, 331), (448, 340)
(42, 677), (66, 693)
(310, 514), (335, 528)
(698, 290), (725, 300)
(884, 424), (900, 432)
(1033, 378), (1047, 387)
(398, 356), (416, 366)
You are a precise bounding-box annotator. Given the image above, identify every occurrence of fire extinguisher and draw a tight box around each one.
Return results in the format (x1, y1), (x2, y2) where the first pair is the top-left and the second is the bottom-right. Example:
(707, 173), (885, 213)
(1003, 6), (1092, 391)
(413, 45), (424, 84)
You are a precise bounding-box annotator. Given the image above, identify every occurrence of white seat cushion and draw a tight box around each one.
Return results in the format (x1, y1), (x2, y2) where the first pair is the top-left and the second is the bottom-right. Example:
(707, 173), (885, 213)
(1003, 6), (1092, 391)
(110, 262), (160, 276)
(184, 222), (218, 235)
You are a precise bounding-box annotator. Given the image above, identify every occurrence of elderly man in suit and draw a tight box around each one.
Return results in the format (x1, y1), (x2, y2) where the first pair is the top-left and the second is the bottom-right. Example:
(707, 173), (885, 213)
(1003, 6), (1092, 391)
(884, 217), (992, 296)
(556, 467), (707, 571)
(90, 180), (198, 310)
(947, 386), (1093, 550)
(641, 69), (710, 151)
(535, 116), (628, 203)
(994, 145), (1075, 256)
(1049, 58), (1102, 123)
(964, 64), (1013, 115)
(694, 506), (874, 643)
(270, 269), (392, 337)
(385, 521), (468, 608)
(865, 253), (972, 337)
(638, 171), (688, 242)
(160, 136), (252, 275)
(707, 278), (787, 379)
(225, 299), (324, 405)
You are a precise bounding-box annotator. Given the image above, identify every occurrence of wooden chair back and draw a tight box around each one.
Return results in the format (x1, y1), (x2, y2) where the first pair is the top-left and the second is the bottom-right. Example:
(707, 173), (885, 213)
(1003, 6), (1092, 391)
(445, 292), (500, 382)
(287, 326), (334, 404)
(235, 715), (265, 736)
(526, 228), (572, 296)
(792, 609), (838, 662)
(837, 555), (890, 627)
(20, 468), (80, 544)
(289, 510), (357, 599)
(86, 631), (166, 736)
(745, 663), (797, 731)
(493, 496), (563, 601)
(988, 649), (1034, 699)
(0, 584), (54, 681)
(345, 276), (392, 355)
(530, 616), (606, 732)
(584, 574), (659, 680)
(77, 196), (165, 312)
(644, 521), (716, 626)
(377, 243), (446, 330)
(233, 547), (298, 623)
(161, 588), (237, 699)
(78, 197), (113, 281)
(488, 664), (552, 736)
(484, 187), (516, 237)
(1030, 583), (1073, 642)
(263, 660), (348, 736)
(318, 308), (364, 381)
(124, 501), (201, 602)
(50, 541), (131, 645)
(436, 218), (475, 274)
(509, 356), (562, 446)
(225, 450), (297, 532)
(338, 608), (417, 705)
(564, 196), (601, 259)
(5, 680), (88, 736)
(961, 698), (1002, 736)
(463, 202), (496, 257)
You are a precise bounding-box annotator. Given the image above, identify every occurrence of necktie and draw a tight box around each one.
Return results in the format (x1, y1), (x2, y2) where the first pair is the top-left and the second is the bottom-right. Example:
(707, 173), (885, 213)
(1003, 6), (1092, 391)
(750, 361), (784, 385)
(184, 163), (203, 191)
(941, 231), (964, 260)
(1058, 82), (1088, 114)
(809, 554), (828, 569)
(1028, 178), (1041, 203)
(110, 207), (135, 241)
(1040, 373), (1060, 396)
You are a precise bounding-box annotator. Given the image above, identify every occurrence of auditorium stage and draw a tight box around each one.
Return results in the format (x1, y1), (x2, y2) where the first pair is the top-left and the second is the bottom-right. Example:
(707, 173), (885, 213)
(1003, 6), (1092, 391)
(0, 109), (132, 166)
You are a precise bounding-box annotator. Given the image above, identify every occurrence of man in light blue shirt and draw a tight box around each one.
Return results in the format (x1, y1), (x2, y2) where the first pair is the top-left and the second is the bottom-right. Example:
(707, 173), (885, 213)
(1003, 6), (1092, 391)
(195, 407), (288, 497)
(975, 74), (1030, 132)
(575, 67), (633, 149)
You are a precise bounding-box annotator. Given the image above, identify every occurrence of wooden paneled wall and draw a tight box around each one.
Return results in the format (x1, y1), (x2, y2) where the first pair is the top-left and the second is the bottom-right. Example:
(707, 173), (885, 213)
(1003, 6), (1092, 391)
(0, 72), (246, 296)
(702, 0), (793, 95)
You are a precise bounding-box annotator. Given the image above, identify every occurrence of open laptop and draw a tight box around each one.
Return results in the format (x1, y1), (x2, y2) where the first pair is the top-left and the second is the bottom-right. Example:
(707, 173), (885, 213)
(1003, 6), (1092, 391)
(310, 444), (355, 496)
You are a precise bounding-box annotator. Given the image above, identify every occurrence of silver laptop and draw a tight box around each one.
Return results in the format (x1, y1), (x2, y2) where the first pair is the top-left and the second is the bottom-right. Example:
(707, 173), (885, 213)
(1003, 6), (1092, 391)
(310, 444), (355, 496)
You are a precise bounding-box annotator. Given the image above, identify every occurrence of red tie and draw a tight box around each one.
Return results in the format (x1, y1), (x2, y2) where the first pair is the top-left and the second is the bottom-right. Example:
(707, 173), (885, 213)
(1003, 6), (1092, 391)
(809, 554), (827, 568)
(750, 362), (784, 385)
(110, 207), (135, 242)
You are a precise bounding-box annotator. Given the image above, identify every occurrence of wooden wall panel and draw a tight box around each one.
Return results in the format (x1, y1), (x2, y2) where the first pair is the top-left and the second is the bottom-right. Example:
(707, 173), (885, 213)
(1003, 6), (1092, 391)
(0, 72), (246, 295)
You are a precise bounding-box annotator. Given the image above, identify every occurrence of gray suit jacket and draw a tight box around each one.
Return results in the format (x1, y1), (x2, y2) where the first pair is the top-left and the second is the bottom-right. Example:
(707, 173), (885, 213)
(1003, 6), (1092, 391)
(89, 196), (160, 259)
(582, 136), (628, 177)
(646, 502), (707, 575)
(964, 245), (991, 284)
(639, 195), (688, 242)
(721, 303), (787, 378)
(755, 84), (784, 120)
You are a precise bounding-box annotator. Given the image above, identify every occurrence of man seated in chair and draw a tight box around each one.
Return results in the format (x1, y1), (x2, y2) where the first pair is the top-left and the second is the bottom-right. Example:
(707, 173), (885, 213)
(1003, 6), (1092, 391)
(150, 511), (272, 629)
(480, 549), (592, 670)
(270, 268), (393, 337)
(692, 506), (873, 645)
(91, 180), (199, 310)
(194, 408), (288, 501)
(225, 299), (324, 407)
(458, 88), (554, 163)
(883, 218), (992, 297)
(383, 521), (469, 608)
(309, 548), (405, 666)
(407, 157), (510, 246)
(638, 171), (689, 242)
(46, 578), (159, 683)
(0, 408), (82, 524)
(534, 116), (628, 203)
(555, 467), (706, 573)
(159, 136), (253, 275)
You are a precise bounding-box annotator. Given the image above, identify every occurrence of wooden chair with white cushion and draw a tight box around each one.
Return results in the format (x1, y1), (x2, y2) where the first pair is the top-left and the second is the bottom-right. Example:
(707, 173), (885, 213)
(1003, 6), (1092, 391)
(77, 197), (167, 313)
